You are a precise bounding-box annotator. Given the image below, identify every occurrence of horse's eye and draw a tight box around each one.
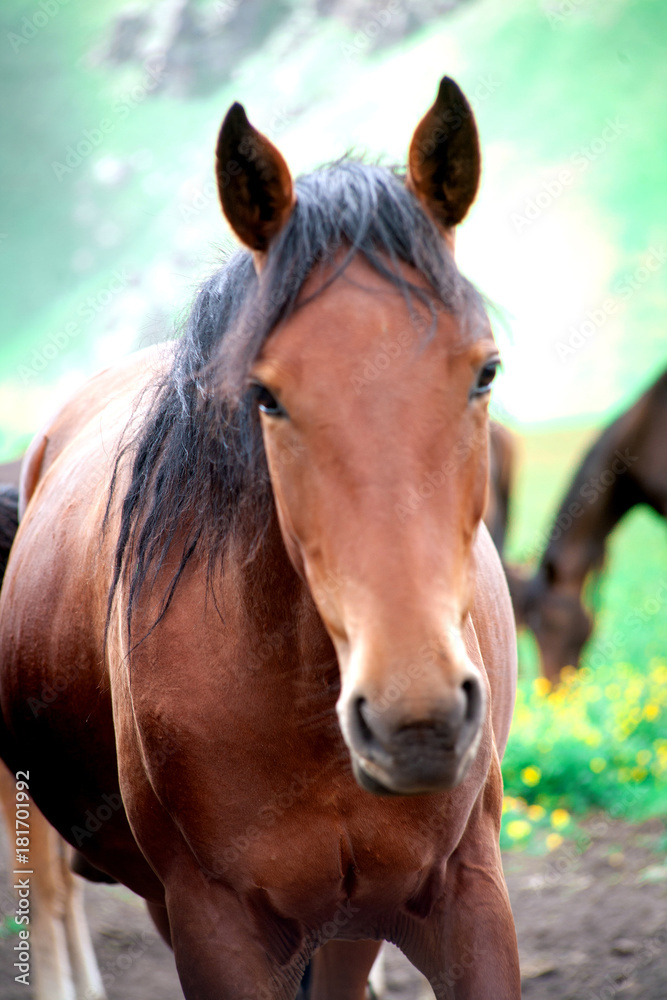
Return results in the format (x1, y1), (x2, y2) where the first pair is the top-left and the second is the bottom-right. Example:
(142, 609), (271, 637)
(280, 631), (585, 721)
(472, 359), (500, 397)
(252, 383), (288, 418)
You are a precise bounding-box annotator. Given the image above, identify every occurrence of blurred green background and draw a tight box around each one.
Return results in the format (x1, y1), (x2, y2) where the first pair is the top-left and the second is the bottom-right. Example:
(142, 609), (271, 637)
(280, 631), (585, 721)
(1, 0), (666, 832)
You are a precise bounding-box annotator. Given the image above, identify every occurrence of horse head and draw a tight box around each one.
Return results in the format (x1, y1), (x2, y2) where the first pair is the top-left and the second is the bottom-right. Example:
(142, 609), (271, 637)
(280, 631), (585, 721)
(513, 561), (592, 683)
(214, 79), (500, 795)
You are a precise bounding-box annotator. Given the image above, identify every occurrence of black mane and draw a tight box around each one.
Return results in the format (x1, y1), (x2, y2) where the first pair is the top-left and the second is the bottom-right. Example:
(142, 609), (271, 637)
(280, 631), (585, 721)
(107, 159), (485, 642)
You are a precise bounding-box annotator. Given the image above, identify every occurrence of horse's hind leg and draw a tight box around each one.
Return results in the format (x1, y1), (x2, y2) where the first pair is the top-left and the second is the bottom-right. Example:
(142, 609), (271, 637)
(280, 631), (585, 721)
(0, 764), (71, 999)
(60, 852), (107, 999)
(308, 940), (382, 1000)
(32, 812), (107, 1000)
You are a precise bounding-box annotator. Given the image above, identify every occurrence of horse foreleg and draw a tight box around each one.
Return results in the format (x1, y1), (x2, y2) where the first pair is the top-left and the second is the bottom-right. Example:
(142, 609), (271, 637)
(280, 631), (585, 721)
(165, 875), (307, 1000)
(308, 939), (382, 1000)
(398, 841), (519, 1000)
(146, 898), (172, 947)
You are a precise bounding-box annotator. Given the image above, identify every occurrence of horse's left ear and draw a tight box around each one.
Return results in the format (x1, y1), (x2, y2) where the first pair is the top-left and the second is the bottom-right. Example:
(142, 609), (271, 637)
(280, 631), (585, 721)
(407, 76), (481, 231)
(216, 103), (295, 253)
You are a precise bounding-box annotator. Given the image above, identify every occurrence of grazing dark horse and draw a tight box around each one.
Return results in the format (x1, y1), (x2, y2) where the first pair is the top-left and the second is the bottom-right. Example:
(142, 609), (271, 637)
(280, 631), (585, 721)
(511, 367), (667, 682)
(0, 78), (519, 999)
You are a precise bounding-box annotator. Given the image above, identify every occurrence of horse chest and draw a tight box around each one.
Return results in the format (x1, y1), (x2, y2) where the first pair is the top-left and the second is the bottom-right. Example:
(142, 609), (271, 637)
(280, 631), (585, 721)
(234, 791), (460, 929)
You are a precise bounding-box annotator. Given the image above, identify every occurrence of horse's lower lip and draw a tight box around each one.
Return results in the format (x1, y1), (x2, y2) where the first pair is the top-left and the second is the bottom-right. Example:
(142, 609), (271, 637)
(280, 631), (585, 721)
(352, 750), (465, 796)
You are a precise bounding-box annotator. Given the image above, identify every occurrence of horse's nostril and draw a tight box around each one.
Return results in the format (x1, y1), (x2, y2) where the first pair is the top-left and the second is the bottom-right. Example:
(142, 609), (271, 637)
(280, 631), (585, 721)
(354, 697), (375, 745)
(462, 677), (482, 724)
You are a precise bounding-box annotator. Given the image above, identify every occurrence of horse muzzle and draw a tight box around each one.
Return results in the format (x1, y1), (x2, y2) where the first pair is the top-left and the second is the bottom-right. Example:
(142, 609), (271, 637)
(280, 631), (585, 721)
(338, 671), (487, 796)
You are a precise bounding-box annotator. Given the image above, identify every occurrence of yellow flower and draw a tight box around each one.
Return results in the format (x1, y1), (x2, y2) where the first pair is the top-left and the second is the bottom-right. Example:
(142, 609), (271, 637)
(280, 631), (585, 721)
(650, 662), (667, 684)
(636, 749), (652, 766)
(550, 808), (570, 830)
(502, 796), (518, 814)
(506, 819), (531, 841)
(560, 664), (577, 682)
(546, 832), (563, 851)
(527, 804), (546, 821)
(533, 677), (552, 697)
(644, 704), (660, 721)
(590, 757), (606, 774)
(630, 767), (647, 782)
(521, 766), (542, 787)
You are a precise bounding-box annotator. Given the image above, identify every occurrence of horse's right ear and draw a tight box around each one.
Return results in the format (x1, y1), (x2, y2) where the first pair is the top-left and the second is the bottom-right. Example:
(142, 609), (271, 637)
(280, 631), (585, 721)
(216, 103), (295, 255)
(407, 77), (481, 232)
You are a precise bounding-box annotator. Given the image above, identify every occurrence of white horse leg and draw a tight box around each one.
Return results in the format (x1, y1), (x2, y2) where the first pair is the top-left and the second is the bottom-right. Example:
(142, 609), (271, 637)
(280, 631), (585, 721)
(368, 944), (386, 998)
(60, 853), (107, 1000)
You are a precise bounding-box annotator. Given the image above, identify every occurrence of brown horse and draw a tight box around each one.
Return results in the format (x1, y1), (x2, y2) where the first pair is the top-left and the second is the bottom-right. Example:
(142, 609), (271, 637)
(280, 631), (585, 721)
(510, 367), (667, 682)
(0, 78), (519, 999)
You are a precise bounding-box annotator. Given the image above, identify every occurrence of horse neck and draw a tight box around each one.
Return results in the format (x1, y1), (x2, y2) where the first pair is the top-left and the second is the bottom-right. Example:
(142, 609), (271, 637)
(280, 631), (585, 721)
(540, 415), (646, 591)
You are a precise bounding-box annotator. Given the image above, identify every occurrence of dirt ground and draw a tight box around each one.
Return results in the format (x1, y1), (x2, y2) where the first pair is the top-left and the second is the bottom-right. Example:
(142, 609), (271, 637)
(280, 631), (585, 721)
(1, 817), (666, 999)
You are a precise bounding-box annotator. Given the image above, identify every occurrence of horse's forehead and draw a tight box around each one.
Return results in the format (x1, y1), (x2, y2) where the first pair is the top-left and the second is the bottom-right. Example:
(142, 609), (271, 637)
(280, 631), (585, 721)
(260, 254), (488, 379)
